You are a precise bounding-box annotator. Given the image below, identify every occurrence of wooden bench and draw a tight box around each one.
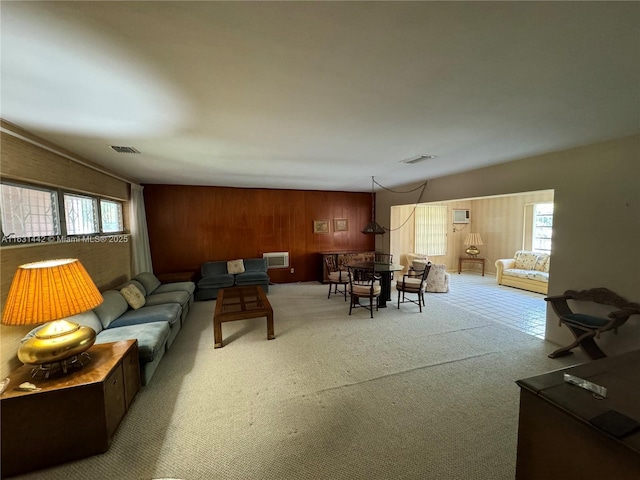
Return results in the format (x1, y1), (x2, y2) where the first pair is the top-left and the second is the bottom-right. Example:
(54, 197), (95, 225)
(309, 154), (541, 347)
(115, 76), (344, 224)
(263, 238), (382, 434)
(545, 287), (640, 360)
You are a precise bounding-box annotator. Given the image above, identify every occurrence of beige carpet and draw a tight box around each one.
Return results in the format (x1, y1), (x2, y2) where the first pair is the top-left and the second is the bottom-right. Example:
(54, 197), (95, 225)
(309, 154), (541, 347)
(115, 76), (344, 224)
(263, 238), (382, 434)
(15, 282), (583, 480)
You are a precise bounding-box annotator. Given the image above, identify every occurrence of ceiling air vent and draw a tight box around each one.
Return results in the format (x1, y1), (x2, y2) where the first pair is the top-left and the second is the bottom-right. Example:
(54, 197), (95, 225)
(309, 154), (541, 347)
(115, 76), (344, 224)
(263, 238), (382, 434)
(400, 154), (437, 165)
(110, 146), (140, 154)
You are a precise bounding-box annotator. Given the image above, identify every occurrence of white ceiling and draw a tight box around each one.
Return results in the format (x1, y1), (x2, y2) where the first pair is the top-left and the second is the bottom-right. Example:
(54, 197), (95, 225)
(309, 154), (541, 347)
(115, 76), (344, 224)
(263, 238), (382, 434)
(2, 1), (638, 192)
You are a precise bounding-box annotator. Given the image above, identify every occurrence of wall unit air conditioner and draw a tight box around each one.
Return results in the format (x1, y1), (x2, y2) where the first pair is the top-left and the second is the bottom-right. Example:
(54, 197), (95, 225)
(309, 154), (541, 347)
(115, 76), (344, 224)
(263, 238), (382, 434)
(453, 209), (470, 224)
(262, 252), (290, 269)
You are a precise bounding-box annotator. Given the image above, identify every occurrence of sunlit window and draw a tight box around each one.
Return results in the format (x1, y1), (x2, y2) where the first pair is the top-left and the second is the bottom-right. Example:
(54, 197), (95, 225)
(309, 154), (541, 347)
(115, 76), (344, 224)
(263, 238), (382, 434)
(64, 193), (98, 235)
(532, 203), (553, 253)
(415, 205), (448, 255)
(100, 199), (124, 233)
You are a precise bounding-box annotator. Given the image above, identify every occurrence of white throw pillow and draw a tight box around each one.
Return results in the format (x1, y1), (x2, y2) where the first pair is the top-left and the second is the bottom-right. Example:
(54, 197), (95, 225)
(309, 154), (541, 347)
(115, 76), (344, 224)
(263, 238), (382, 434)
(227, 259), (245, 274)
(120, 284), (146, 310)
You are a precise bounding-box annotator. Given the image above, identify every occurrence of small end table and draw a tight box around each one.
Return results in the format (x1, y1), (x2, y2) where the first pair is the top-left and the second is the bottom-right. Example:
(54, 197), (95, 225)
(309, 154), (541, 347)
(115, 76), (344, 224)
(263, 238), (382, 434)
(458, 256), (485, 276)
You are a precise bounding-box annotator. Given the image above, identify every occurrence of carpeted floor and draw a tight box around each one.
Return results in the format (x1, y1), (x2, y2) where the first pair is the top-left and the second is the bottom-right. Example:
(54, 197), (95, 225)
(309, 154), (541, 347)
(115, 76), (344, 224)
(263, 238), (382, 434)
(15, 282), (586, 480)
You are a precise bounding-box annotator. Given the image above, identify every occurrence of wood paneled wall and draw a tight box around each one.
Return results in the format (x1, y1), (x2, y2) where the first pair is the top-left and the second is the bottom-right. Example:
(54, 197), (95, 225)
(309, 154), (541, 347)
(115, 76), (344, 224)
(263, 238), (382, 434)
(143, 185), (375, 283)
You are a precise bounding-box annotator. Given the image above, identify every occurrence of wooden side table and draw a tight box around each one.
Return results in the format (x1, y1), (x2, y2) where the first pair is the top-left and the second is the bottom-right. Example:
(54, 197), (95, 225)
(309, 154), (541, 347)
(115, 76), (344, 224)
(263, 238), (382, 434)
(458, 256), (485, 276)
(1, 340), (140, 477)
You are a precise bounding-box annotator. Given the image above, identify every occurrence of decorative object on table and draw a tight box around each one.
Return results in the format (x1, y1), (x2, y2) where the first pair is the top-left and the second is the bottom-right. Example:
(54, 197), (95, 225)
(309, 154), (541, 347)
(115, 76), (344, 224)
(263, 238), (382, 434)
(463, 232), (483, 257)
(313, 219), (330, 233)
(1, 258), (104, 376)
(333, 218), (349, 232)
(0, 377), (9, 394)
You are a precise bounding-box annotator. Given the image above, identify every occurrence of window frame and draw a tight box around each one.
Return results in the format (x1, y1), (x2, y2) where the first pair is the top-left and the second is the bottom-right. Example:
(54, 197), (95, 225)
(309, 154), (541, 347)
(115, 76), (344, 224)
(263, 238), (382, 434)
(531, 202), (553, 254)
(1, 179), (126, 245)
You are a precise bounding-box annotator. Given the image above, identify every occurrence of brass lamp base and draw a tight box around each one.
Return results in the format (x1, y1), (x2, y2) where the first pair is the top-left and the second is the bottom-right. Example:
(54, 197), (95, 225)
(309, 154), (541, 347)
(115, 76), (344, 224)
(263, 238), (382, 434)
(30, 352), (92, 379)
(465, 246), (480, 257)
(18, 319), (96, 371)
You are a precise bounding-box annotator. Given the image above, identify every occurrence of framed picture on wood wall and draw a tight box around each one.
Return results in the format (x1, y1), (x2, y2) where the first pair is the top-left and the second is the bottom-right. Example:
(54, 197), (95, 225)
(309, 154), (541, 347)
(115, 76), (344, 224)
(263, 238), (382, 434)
(313, 220), (330, 233)
(334, 219), (349, 232)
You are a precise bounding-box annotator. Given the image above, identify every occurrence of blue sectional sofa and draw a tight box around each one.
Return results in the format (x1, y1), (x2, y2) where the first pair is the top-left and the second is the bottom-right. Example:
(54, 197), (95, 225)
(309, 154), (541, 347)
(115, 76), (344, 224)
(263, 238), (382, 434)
(196, 258), (270, 300)
(23, 272), (195, 386)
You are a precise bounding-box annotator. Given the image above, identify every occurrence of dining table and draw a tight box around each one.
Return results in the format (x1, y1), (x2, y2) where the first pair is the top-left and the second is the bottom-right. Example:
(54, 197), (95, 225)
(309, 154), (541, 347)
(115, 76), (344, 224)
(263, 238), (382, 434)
(347, 261), (404, 308)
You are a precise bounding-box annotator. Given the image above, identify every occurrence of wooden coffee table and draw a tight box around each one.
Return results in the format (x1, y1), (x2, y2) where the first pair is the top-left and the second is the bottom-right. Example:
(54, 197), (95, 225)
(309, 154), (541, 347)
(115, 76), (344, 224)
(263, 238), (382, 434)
(213, 286), (274, 348)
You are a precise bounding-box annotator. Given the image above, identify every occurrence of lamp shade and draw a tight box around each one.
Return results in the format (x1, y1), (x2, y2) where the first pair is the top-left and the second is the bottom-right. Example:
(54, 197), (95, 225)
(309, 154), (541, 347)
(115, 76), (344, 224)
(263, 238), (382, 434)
(2, 259), (103, 327)
(361, 221), (386, 235)
(464, 233), (483, 246)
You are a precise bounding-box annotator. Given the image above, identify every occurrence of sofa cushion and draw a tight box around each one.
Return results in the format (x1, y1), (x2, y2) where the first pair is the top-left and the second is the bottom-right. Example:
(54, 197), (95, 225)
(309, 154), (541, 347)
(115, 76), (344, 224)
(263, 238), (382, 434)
(146, 290), (190, 308)
(69, 310), (105, 335)
(120, 284), (146, 310)
(534, 253), (550, 272)
(235, 271), (270, 285)
(21, 310), (104, 341)
(95, 322), (170, 362)
(109, 303), (182, 329)
(243, 258), (267, 272)
(154, 281), (196, 295)
(514, 251), (540, 270)
(198, 274), (235, 288)
(503, 268), (549, 282)
(134, 272), (162, 295)
(201, 261), (228, 277)
(227, 259), (245, 274)
(94, 290), (130, 328)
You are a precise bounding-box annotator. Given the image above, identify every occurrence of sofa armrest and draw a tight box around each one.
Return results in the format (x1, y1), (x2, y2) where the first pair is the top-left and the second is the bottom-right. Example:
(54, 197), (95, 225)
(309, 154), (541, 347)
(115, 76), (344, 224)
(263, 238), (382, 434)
(495, 258), (515, 283)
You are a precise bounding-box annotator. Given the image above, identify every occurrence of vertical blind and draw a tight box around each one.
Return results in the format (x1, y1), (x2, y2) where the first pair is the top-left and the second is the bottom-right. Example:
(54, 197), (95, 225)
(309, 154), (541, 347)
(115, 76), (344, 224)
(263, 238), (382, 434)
(415, 205), (448, 255)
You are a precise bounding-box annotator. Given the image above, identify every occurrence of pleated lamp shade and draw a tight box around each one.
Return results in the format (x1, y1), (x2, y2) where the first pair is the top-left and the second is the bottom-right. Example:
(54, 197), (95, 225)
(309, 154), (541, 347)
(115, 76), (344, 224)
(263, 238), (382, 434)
(464, 233), (483, 246)
(2, 259), (103, 326)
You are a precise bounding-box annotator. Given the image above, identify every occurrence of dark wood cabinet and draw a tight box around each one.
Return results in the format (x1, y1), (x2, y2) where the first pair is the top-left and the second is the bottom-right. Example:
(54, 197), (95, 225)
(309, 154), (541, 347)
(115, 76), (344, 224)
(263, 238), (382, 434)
(515, 350), (640, 479)
(1, 340), (140, 478)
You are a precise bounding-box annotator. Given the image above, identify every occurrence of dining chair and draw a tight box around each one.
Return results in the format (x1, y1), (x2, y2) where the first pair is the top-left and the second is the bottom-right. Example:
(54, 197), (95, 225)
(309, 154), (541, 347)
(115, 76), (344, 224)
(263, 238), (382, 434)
(374, 252), (394, 279)
(374, 252), (393, 263)
(347, 266), (381, 318)
(325, 256), (350, 301)
(396, 262), (432, 312)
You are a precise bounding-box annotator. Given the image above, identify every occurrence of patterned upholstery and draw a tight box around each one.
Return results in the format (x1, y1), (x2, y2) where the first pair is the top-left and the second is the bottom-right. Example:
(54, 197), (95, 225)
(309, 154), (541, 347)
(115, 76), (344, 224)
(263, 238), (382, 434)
(412, 260), (449, 293)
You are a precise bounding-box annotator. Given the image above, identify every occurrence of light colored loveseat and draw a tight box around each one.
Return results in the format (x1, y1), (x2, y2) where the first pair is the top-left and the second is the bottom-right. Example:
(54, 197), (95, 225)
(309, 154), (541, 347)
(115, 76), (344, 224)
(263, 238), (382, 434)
(495, 250), (550, 294)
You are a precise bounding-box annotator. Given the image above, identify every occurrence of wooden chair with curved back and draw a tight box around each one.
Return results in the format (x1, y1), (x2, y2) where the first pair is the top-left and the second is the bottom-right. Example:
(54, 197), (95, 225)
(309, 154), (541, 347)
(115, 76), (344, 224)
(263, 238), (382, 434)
(325, 255), (350, 301)
(396, 262), (432, 312)
(347, 266), (381, 318)
(545, 287), (640, 359)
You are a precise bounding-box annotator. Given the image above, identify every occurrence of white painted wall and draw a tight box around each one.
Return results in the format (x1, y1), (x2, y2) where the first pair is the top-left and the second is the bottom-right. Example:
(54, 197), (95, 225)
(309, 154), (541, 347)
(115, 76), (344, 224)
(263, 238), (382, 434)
(377, 134), (640, 355)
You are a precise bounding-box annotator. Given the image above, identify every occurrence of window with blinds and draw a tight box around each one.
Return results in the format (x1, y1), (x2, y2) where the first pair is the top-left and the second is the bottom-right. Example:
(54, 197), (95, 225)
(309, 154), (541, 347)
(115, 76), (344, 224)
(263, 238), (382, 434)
(414, 205), (448, 255)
